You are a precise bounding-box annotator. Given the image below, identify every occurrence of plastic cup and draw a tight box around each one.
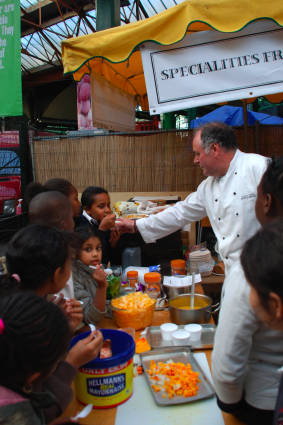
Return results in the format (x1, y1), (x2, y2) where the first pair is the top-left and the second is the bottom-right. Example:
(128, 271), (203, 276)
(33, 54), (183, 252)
(171, 329), (190, 346)
(184, 324), (202, 341)
(160, 323), (178, 340)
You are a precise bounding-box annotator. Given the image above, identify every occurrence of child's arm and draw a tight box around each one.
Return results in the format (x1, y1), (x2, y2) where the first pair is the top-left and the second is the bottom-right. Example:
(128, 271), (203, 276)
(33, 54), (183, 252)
(99, 213), (116, 231)
(73, 264), (107, 325)
(92, 265), (107, 312)
(35, 332), (102, 424)
(63, 298), (83, 332)
(109, 227), (120, 248)
(50, 295), (83, 332)
(65, 330), (103, 368)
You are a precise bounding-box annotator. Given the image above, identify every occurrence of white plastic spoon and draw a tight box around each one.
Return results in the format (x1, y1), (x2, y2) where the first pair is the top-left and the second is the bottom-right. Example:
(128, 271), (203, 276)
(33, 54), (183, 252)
(89, 323), (96, 333)
(71, 403), (93, 420)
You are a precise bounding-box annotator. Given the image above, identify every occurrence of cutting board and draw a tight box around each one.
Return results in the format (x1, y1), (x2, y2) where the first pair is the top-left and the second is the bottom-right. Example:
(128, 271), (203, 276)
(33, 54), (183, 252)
(116, 352), (224, 425)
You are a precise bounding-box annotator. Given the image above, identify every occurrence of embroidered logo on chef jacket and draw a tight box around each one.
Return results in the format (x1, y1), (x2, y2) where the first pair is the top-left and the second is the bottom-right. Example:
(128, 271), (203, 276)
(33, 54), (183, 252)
(240, 194), (256, 200)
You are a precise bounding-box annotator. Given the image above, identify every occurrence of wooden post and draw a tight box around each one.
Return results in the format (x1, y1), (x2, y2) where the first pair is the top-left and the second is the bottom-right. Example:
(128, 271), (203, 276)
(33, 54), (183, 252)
(242, 100), (249, 152)
(255, 120), (260, 154)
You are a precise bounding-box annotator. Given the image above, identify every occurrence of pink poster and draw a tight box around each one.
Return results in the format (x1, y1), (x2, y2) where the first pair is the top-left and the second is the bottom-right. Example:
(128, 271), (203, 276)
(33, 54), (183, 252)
(77, 74), (93, 129)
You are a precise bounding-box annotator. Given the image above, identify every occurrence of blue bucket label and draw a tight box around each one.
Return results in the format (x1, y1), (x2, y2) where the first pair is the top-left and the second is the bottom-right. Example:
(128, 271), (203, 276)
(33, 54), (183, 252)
(87, 373), (126, 396)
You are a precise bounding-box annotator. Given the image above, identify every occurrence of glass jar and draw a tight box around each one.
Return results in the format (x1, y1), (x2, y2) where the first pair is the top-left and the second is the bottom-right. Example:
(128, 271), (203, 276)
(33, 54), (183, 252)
(127, 270), (139, 289)
(170, 259), (186, 275)
(144, 272), (161, 299)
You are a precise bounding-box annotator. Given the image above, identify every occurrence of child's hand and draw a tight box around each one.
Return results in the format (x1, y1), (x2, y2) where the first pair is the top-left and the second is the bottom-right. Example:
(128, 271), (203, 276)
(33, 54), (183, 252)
(66, 330), (103, 369)
(50, 293), (67, 309)
(109, 228), (120, 248)
(99, 213), (116, 231)
(64, 299), (83, 332)
(93, 264), (107, 288)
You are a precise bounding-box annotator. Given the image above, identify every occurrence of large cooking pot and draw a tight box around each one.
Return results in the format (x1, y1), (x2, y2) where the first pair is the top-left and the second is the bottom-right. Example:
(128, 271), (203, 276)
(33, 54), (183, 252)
(169, 294), (218, 324)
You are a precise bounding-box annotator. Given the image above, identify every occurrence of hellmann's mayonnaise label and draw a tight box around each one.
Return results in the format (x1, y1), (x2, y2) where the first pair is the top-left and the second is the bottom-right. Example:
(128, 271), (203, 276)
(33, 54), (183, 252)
(74, 359), (133, 408)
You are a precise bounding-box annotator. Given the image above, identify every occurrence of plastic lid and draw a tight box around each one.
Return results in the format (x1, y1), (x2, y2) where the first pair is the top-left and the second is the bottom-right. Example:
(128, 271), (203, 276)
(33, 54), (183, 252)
(171, 259), (186, 268)
(144, 272), (161, 283)
(127, 270), (139, 278)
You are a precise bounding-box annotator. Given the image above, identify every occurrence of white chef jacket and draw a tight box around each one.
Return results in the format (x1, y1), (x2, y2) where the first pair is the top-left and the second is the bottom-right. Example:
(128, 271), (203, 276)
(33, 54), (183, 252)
(212, 263), (283, 409)
(137, 149), (268, 289)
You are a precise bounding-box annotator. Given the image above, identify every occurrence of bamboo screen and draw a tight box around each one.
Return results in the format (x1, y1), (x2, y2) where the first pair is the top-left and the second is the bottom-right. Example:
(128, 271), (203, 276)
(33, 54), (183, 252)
(32, 126), (283, 193)
(32, 131), (202, 193)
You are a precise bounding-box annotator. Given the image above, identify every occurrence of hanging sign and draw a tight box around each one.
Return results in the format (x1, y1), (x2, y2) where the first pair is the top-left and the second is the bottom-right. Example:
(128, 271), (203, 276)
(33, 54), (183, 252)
(141, 21), (283, 115)
(0, 0), (22, 116)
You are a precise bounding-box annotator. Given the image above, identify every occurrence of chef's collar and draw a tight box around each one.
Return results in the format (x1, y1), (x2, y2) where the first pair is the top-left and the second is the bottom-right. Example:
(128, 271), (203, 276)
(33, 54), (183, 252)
(83, 209), (98, 225)
(218, 149), (239, 181)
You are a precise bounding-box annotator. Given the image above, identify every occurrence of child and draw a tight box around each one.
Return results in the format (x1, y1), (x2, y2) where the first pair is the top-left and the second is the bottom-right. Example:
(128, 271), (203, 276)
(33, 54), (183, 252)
(76, 186), (120, 265)
(3, 224), (103, 352)
(0, 291), (72, 424)
(44, 178), (82, 219)
(72, 227), (107, 325)
(28, 191), (75, 232)
(3, 224), (104, 379)
(25, 178), (81, 218)
(28, 190), (75, 298)
(241, 221), (283, 425)
(255, 156), (283, 226)
(212, 157), (283, 425)
(4, 223), (80, 330)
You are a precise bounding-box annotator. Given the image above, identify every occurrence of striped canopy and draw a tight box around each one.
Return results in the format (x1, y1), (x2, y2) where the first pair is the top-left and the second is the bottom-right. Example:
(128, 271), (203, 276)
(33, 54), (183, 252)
(62, 0), (283, 110)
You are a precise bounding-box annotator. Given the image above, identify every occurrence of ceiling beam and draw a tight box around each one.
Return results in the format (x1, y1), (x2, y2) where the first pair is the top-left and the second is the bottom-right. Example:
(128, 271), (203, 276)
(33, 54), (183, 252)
(22, 0), (53, 14)
(21, 4), (95, 36)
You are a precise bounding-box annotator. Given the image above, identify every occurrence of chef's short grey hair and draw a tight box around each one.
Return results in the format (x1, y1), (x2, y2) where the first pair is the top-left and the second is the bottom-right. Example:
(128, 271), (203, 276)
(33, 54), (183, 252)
(197, 122), (238, 153)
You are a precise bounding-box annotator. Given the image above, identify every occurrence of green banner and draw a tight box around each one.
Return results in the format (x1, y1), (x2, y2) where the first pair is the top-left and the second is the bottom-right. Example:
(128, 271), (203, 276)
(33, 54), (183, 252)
(0, 0), (22, 116)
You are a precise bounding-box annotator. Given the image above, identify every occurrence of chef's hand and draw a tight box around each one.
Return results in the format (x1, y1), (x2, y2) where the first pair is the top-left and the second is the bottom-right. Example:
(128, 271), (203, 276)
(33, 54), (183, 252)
(109, 228), (120, 248)
(65, 330), (103, 368)
(99, 213), (116, 231)
(115, 218), (136, 234)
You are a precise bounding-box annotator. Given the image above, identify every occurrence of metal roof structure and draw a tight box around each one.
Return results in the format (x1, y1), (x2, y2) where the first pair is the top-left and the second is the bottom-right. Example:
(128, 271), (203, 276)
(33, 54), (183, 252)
(21, 0), (182, 75)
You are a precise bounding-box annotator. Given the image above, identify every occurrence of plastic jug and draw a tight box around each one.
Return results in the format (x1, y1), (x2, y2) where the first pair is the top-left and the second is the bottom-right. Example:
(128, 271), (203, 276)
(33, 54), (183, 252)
(122, 246), (142, 269)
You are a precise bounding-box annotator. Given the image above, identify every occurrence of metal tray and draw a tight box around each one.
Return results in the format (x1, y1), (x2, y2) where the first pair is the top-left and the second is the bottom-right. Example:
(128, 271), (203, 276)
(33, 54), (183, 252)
(141, 347), (215, 406)
(145, 324), (216, 350)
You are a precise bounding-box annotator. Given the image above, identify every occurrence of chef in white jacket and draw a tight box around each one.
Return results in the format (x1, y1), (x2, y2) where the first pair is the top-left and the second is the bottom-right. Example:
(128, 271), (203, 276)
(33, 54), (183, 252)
(117, 121), (268, 292)
(117, 122), (283, 422)
(211, 158), (283, 425)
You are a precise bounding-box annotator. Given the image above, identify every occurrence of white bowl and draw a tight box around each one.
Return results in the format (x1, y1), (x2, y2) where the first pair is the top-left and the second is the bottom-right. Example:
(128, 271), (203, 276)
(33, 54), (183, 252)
(160, 323), (178, 340)
(184, 324), (202, 341)
(171, 329), (191, 345)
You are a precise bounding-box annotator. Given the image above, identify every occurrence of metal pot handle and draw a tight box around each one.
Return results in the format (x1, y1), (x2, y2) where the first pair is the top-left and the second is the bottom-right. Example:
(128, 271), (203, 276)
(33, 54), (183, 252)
(211, 302), (220, 315)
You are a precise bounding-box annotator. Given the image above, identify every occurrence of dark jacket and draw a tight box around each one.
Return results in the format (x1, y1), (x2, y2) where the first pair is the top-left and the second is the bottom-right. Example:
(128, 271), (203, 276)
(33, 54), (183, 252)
(274, 373), (283, 425)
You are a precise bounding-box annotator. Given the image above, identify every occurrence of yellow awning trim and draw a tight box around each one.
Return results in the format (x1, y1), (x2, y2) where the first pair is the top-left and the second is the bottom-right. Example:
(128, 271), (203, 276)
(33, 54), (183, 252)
(61, 0), (283, 110)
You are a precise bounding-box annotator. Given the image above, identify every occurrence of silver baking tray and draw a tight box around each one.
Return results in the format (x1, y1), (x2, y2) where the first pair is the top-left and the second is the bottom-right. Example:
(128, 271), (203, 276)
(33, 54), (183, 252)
(145, 324), (216, 350)
(141, 347), (215, 405)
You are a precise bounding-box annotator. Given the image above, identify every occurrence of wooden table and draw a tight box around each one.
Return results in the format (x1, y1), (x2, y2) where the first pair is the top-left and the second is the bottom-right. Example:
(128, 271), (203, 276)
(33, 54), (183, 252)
(58, 285), (244, 425)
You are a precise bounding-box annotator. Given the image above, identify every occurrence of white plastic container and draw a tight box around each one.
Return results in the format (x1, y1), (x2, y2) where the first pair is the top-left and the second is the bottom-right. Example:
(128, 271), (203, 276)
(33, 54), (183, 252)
(122, 247), (142, 269)
(160, 323), (178, 340)
(171, 329), (190, 346)
(184, 324), (202, 341)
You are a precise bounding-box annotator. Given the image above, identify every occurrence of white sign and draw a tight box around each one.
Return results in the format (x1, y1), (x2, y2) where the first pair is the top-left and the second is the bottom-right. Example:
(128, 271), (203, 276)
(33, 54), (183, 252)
(141, 21), (283, 115)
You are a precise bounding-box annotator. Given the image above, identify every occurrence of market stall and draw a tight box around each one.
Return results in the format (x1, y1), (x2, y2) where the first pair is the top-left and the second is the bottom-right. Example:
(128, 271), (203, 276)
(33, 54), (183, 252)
(62, 0), (283, 113)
